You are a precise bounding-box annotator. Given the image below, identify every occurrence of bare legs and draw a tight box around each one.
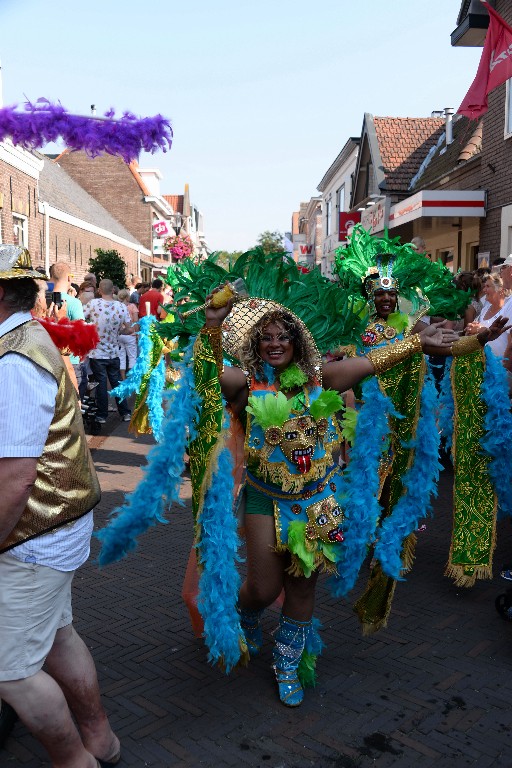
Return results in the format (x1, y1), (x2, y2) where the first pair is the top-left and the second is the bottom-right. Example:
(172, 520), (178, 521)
(0, 624), (118, 768)
(238, 514), (318, 621)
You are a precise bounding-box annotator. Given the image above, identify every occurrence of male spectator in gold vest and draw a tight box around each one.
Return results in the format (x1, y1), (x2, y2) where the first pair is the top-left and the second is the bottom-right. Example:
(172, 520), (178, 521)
(0, 245), (120, 768)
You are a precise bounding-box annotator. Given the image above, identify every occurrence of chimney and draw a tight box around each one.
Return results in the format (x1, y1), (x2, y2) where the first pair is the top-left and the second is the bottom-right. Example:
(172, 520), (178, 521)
(445, 107), (454, 146)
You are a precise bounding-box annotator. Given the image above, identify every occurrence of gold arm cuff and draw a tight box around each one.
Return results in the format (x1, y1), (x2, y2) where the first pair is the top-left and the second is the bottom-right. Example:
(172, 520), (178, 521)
(367, 334), (422, 376)
(200, 325), (224, 377)
(450, 335), (482, 356)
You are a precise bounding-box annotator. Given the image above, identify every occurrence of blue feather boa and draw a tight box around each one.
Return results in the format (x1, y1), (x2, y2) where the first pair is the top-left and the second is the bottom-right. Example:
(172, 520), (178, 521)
(329, 377), (396, 597)
(96, 339), (199, 565)
(437, 358), (454, 452)
(146, 357), (166, 442)
(196, 411), (243, 673)
(111, 315), (154, 401)
(480, 347), (512, 519)
(374, 367), (441, 578)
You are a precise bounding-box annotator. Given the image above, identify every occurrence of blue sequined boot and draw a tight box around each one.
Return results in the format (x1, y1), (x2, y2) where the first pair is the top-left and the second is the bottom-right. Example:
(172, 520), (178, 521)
(238, 606), (264, 657)
(272, 614), (309, 707)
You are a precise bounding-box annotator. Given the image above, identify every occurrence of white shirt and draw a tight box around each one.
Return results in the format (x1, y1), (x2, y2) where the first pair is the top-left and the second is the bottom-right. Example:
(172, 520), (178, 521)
(0, 311), (93, 570)
(476, 296), (512, 358)
(84, 298), (130, 359)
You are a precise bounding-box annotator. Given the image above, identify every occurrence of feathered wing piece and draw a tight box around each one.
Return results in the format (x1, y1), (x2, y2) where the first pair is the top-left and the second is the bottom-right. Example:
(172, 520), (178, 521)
(158, 248), (366, 354)
(334, 225), (471, 320)
(0, 99), (172, 162)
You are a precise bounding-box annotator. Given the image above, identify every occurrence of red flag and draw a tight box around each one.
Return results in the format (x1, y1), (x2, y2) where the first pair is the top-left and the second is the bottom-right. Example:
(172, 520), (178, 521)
(458, 3), (512, 119)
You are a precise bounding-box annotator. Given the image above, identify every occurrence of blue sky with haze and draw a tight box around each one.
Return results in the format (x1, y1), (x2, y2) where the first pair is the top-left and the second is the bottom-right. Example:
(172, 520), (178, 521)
(1, 1), (481, 251)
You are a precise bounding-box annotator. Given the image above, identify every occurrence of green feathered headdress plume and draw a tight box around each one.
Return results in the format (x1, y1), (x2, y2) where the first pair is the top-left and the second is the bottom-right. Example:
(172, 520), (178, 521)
(334, 225), (471, 320)
(156, 248), (366, 355)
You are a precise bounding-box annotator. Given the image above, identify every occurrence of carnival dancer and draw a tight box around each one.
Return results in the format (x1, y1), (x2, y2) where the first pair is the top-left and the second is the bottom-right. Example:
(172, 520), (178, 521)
(99, 249), (489, 708)
(334, 226), (512, 627)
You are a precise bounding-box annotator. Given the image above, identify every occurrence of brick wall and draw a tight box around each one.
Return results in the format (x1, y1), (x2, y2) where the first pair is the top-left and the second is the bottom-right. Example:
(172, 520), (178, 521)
(56, 152), (153, 250)
(478, 0), (512, 259)
(0, 160), (141, 283)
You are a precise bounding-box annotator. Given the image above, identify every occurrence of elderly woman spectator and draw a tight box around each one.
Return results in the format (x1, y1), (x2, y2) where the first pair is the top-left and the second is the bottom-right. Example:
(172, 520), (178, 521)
(117, 288), (139, 379)
(78, 280), (96, 306)
(466, 273), (512, 357)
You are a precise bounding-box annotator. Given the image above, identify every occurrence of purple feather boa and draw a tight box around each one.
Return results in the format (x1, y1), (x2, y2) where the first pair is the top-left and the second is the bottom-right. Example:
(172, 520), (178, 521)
(0, 98), (173, 162)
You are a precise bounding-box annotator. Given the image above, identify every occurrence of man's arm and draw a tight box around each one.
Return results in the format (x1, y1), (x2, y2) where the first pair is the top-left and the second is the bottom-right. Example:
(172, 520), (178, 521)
(0, 457), (37, 543)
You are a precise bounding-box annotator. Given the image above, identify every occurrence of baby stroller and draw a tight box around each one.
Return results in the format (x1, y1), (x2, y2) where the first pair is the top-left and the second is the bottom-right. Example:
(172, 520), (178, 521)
(81, 383), (101, 436)
(495, 565), (512, 620)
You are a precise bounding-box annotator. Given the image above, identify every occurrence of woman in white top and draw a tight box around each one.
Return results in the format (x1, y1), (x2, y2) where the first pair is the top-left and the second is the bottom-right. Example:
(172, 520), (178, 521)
(466, 274), (512, 357)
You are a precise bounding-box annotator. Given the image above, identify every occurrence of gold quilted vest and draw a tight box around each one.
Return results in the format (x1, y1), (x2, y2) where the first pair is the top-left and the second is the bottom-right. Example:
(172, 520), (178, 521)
(0, 320), (101, 553)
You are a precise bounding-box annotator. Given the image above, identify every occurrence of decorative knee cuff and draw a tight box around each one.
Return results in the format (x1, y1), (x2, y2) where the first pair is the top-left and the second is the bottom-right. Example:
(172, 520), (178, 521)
(367, 334), (422, 375)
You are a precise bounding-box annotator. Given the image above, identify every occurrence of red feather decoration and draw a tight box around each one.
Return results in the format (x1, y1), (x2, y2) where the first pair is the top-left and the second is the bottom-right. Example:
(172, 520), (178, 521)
(37, 317), (100, 357)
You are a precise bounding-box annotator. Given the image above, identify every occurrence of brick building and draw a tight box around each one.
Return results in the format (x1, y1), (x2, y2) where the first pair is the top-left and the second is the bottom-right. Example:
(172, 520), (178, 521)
(348, 113), (486, 271)
(55, 151), (175, 280)
(452, 0), (512, 263)
(0, 141), (148, 281)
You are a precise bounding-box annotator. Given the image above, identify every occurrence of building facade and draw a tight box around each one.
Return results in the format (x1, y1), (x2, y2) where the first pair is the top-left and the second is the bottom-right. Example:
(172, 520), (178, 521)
(316, 138), (359, 277)
(0, 141), (148, 281)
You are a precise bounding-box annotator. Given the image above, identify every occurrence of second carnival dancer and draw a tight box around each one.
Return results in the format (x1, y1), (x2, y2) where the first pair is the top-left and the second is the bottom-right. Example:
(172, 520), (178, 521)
(97, 248), (510, 708)
(335, 226), (512, 630)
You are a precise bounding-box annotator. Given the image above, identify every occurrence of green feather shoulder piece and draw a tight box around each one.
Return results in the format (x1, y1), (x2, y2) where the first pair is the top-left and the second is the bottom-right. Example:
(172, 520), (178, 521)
(246, 392), (293, 431)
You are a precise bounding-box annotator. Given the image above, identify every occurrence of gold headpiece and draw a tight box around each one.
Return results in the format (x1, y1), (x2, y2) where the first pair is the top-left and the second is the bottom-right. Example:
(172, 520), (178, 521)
(0, 244), (48, 280)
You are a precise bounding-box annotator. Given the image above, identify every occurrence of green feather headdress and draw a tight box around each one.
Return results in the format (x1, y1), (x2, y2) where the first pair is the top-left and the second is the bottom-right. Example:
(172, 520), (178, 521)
(334, 225), (471, 321)
(158, 248), (366, 357)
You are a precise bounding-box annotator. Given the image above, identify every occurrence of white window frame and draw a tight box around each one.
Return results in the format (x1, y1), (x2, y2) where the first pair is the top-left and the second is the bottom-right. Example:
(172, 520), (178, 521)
(505, 79), (512, 139)
(12, 213), (28, 248)
(325, 198), (332, 237)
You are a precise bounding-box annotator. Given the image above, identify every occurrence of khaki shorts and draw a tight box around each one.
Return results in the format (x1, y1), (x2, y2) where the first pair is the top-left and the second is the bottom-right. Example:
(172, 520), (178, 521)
(0, 556), (74, 681)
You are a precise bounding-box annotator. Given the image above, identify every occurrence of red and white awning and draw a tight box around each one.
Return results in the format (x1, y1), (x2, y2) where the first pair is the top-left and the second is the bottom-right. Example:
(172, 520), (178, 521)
(388, 190), (486, 229)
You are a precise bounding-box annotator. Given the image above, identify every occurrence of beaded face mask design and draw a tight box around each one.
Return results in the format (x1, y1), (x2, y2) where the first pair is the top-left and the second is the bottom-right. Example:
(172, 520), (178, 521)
(264, 414), (322, 474)
(305, 494), (344, 543)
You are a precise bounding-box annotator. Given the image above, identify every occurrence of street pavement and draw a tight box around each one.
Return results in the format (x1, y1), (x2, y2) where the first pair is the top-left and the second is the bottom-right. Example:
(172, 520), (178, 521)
(3, 421), (512, 767)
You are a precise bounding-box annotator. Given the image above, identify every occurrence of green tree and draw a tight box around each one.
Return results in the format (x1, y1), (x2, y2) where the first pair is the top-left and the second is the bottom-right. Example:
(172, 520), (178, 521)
(88, 248), (127, 288)
(256, 230), (285, 255)
(214, 250), (243, 270)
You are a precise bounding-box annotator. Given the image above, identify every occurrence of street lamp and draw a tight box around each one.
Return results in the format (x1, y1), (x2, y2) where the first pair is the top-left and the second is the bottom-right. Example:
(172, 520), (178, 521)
(172, 212), (183, 236)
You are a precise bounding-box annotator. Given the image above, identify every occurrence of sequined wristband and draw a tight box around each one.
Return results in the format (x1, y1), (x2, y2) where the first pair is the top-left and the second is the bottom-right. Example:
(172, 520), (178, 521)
(200, 325), (224, 377)
(367, 333), (422, 375)
(450, 335), (482, 356)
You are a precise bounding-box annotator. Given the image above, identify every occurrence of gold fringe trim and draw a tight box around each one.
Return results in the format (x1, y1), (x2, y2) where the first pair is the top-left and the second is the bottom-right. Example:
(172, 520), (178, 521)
(443, 562), (493, 588)
(401, 532), (417, 574)
(285, 551), (338, 578)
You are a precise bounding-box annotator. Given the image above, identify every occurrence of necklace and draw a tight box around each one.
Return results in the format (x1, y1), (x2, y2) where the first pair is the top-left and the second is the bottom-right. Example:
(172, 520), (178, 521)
(361, 318), (397, 347)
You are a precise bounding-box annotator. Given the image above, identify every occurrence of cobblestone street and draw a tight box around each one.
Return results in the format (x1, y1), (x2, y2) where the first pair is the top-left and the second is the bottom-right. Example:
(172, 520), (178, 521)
(3, 422), (512, 768)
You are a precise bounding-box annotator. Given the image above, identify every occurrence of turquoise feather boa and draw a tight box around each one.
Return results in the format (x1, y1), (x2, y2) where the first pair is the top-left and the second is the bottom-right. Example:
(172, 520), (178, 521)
(110, 315), (153, 401)
(374, 367), (441, 578)
(97, 339), (199, 565)
(196, 411), (243, 673)
(329, 377), (396, 597)
(480, 347), (512, 519)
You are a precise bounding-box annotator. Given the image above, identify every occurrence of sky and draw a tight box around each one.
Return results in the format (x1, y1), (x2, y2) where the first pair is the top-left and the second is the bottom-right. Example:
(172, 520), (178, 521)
(0, 0), (482, 253)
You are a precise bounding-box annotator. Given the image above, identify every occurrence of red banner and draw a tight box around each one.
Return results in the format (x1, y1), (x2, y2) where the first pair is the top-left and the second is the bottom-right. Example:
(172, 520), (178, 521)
(458, 4), (512, 119)
(338, 211), (361, 241)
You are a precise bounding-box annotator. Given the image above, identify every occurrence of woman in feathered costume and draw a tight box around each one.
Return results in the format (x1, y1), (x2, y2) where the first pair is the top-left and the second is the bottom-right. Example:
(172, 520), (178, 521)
(97, 248), (481, 708)
(334, 226), (512, 631)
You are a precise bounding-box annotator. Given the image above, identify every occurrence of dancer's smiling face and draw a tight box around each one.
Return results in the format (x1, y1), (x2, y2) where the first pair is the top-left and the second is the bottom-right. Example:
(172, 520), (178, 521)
(373, 289), (397, 319)
(258, 322), (295, 372)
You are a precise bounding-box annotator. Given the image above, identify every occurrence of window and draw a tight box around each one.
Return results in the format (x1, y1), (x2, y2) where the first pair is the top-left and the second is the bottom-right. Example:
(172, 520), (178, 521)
(325, 199), (332, 237)
(12, 214), (28, 248)
(336, 185), (345, 214)
(506, 79), (512, 138)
